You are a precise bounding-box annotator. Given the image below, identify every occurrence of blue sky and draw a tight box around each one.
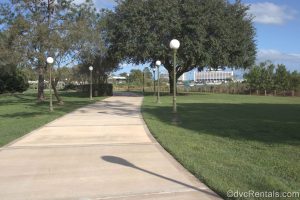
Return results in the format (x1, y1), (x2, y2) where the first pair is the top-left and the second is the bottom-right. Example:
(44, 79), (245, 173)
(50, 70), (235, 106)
(88, 0), (300, 74)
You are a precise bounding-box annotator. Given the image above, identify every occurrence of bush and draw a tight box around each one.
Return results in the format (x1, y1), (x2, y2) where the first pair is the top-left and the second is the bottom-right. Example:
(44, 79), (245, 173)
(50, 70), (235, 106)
(63, 83), (77, 91)
(0, 69), (29, 94)
(76, 84), (113, 96)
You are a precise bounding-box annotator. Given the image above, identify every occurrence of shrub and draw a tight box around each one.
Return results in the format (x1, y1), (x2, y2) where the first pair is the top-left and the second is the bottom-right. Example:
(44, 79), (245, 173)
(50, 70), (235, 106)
(0, 69), (29, 94)
(77, 84), (113, 96)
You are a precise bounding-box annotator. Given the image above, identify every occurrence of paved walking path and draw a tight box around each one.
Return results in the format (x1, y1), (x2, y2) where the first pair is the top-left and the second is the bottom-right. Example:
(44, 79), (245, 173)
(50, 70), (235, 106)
(0, 95), (221, 200)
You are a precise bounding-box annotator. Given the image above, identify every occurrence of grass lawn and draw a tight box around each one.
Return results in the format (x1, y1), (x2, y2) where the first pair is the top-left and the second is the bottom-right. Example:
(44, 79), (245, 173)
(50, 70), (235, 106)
(142, 93), (300, 200)
(0, 90), (105, 147)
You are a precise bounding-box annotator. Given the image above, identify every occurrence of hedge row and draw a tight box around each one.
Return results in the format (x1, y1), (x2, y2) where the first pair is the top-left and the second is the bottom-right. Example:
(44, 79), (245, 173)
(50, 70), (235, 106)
(76, 84), (113, 96)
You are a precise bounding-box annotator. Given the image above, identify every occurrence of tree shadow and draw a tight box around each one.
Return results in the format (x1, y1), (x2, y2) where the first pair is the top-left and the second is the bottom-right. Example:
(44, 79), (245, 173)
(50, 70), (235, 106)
(101, 156), (220, 198)
(0, 111), (45, 118)
(142, 103), (300, 145)
(0, 94), (34, 105)
(136, 91), (209, 97)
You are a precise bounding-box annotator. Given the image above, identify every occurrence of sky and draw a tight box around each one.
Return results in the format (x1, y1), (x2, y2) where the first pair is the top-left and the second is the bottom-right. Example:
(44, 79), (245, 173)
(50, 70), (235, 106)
(83, 0), (300, 74)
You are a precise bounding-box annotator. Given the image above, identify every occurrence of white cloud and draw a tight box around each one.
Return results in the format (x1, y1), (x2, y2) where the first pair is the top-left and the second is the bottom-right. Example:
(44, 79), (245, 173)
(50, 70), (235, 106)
(257, 49), (300, 71)
(248, 2), (296, 25)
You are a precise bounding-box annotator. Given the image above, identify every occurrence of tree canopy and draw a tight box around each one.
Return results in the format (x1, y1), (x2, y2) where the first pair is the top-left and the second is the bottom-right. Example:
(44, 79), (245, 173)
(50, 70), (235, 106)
(106, 0), (256, 92)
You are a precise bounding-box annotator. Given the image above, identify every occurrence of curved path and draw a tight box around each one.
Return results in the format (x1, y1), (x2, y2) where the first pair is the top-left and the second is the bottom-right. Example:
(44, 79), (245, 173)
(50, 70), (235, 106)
(0, 95), (221, 200)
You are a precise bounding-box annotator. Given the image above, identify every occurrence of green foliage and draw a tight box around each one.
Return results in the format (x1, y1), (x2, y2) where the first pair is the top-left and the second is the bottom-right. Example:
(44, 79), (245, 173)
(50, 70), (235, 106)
(260, 63), (275, 91)
(129, 69), (143, 85)
(289, 71), (300, 90)
(0, 68), (29, 93)
(73, 4), (120, 86)
(107, 0), (256, 92)
(244, 64), (261, 91)
(274, 64), (289, 91)
(119, 72), (128, 77)
(244, 62), (300, 94)
(0, 0), (119, 100)
(77, 84), (113, 96)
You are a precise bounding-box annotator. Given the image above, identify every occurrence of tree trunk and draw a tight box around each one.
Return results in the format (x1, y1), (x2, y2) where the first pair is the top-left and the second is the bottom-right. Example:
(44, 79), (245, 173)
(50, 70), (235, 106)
(274, 90), (277, 96)
(256, 90), (259, 95)
(51, 78), (63, 105)
(264, 90), (267, 96)
(37, 67), (45, 102)
(292, 90), (295, 97)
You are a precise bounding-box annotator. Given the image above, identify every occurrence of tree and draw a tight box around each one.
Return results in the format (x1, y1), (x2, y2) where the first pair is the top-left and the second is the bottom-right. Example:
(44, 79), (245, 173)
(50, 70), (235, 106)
(129, 69), (143, 85)
(106, 0), (256, 93)
(119, 72), (128, 78)
(0, 27), (28, 93)
(288, 71), (300, 96)
(0, 0), (94, 101)
(143, 67), (153, 87)
(244, 65), (261, 94)
(0, 69), (29, 94)
(0, 31), (21, 75)
(259, 62), (274, 95)
(75, 5), (120, 87)
(1, 1), (56, 100)
(274, 64), (289, 95)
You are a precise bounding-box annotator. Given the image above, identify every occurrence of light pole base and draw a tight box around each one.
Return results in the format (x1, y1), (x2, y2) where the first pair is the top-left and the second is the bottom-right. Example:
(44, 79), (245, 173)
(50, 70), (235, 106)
(171, 112), (180, 125)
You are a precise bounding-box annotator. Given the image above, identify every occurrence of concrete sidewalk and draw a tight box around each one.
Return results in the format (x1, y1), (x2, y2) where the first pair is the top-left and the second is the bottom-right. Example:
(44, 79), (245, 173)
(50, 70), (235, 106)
(0, 96), (221, 200)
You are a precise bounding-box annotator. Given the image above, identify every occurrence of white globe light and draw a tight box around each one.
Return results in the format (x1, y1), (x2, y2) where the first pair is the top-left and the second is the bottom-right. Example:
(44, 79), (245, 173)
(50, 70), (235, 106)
(127, 73), (129, 76)
(169, 39), (180, 50)
(46, 57), (54, 64)
(89, 66), (93, 71)
(156, 60), (161, 66)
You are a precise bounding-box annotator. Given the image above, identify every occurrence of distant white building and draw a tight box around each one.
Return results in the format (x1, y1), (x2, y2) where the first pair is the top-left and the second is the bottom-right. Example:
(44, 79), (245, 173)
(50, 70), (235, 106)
(194, 70), (234, 83)
(108, 76), (127, 84)
(160, 70), (234, 85)
(178, 73), (188, 81)
(160, 72), (190, 82)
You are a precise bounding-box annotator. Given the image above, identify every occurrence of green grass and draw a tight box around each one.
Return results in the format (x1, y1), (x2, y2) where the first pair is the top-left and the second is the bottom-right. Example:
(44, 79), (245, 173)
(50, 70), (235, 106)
(0, 90), (105, 147)
(142, 93), (300, 200)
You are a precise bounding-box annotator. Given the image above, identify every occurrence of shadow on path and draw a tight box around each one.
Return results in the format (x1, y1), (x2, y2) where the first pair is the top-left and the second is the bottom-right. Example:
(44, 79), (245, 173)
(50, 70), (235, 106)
(101, 155), (219, 198)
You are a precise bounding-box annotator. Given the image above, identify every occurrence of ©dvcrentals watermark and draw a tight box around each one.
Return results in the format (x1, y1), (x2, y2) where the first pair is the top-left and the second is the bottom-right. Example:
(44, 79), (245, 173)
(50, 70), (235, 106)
(227, 190), (300, 198)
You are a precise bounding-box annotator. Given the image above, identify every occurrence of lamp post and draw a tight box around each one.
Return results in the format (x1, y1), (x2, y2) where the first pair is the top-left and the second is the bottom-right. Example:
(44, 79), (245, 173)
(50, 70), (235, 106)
(89, 66), (93, 100)
(155, 60), (161, 103)
(152, 67), (156, 95)
(142, 68), (146, 94)
(170, 39), (180, 113)
(127, 73), (130, 91)
(47, 57), (54, 112)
